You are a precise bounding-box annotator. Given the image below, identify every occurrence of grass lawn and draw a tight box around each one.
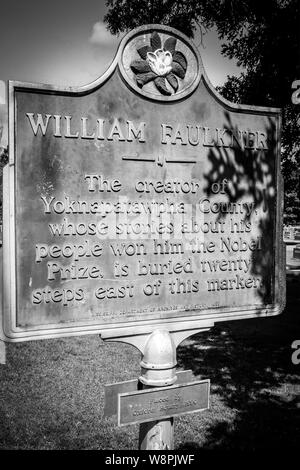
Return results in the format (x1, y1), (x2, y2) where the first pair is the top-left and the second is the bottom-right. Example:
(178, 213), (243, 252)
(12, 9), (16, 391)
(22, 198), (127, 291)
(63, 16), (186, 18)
(0, 273), (299, 450)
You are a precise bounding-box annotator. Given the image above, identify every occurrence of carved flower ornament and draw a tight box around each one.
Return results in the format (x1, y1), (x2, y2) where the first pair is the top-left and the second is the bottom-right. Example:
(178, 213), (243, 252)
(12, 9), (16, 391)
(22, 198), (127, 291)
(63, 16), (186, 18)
(130, 32), (187, 96)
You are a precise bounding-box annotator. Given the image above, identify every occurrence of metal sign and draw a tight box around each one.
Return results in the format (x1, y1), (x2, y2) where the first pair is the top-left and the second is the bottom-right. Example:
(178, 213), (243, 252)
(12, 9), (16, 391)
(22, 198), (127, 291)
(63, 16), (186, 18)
(104, 369), (194, 417)
(118, 379), (210, 426)
(1, 24), (285, 343)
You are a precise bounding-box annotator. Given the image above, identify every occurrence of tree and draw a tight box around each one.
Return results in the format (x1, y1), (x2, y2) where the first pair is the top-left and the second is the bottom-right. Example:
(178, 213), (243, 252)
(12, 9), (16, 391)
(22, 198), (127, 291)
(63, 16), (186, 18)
(105, 0), (203, 38)
(104, 0), (300, 224)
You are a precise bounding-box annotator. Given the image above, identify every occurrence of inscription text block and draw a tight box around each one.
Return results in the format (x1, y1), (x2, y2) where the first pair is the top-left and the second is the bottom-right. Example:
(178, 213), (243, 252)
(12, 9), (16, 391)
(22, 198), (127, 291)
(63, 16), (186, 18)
(118, 380), (210, 426)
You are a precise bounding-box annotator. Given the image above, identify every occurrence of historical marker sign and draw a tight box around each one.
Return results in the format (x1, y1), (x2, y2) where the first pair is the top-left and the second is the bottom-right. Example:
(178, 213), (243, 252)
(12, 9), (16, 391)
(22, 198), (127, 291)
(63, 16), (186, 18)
(1, 24), (285, 342)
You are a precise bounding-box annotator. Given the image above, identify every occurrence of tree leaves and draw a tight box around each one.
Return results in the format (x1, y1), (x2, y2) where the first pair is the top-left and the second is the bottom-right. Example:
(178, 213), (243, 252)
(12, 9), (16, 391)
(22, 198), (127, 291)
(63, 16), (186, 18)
(154, 77), (171, 95)
(130, 59), (151, 74)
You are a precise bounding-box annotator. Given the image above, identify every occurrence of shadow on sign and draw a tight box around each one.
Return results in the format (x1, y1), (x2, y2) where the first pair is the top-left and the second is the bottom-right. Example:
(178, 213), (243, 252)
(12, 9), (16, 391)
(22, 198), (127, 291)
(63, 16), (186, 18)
(203, 112), (281, 306)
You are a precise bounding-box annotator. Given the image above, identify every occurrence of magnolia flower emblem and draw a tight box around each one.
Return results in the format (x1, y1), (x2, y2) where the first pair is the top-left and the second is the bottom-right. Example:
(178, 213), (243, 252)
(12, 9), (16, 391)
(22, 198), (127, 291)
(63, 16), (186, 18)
(147, 49), (173, 76)
(130, 32), (187, 96)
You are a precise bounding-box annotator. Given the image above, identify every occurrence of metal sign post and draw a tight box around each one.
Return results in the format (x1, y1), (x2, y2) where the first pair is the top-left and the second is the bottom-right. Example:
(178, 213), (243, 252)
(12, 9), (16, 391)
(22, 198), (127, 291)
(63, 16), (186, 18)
(138, 330), (177, 450)
(101, 322), (213, 450)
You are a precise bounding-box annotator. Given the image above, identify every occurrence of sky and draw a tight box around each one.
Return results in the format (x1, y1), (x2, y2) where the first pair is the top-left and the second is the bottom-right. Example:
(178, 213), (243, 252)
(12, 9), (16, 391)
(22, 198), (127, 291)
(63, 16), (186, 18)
(0, 0), (242, 144)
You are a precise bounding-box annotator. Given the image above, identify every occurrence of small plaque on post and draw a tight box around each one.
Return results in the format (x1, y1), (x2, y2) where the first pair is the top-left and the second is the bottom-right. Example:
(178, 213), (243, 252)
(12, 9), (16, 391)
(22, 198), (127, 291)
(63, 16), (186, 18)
(118, 380), (210, 426)
(104, 369), (194, 418)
